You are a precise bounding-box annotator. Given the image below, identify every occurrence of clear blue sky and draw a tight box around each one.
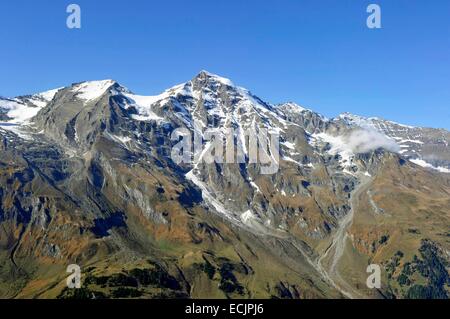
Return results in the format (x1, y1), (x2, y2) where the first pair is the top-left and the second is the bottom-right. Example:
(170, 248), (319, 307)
(1, 0), (449, 129)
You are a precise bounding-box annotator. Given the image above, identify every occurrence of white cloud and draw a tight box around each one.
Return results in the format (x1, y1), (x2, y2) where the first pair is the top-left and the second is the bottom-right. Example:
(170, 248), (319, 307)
(344, 129), (400, 153)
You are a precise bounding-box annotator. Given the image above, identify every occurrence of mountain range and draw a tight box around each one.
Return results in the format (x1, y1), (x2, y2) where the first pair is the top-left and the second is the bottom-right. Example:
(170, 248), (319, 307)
(0, 71), (448, 299)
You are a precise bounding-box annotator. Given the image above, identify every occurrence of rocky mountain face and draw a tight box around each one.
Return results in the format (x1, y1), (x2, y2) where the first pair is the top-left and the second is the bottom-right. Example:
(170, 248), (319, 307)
(0, 71), (448, 299)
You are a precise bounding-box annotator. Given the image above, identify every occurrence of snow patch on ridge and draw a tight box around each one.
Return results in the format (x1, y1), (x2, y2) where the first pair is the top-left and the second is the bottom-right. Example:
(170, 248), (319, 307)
(0, 99), (40, 124)
(410, 159), (450, 173)
(338, 113), (416, 130)
(72, 80), (116, 101)
(198, 70), (234, 86)
(122, 93), (165, 122)
(0, 87), (62, 128)
(36, 88), (61, 102)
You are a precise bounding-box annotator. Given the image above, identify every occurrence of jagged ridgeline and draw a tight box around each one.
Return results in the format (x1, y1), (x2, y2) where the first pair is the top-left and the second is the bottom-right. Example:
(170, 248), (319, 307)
(0, 71), (449, 299)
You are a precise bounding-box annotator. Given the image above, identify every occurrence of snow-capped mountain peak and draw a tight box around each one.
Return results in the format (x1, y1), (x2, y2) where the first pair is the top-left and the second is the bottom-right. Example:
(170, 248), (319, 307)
(70, 79), (118, 101)
(276, 102), (308, 113)
(194, 70), (235, 87)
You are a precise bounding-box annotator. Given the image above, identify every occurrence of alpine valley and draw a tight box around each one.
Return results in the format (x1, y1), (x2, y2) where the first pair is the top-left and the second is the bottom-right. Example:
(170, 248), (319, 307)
(0, 71), (448, 299)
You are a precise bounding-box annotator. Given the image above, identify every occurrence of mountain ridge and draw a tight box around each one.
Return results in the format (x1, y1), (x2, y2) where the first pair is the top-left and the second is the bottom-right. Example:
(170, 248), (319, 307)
(1, 71), (447, 130)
